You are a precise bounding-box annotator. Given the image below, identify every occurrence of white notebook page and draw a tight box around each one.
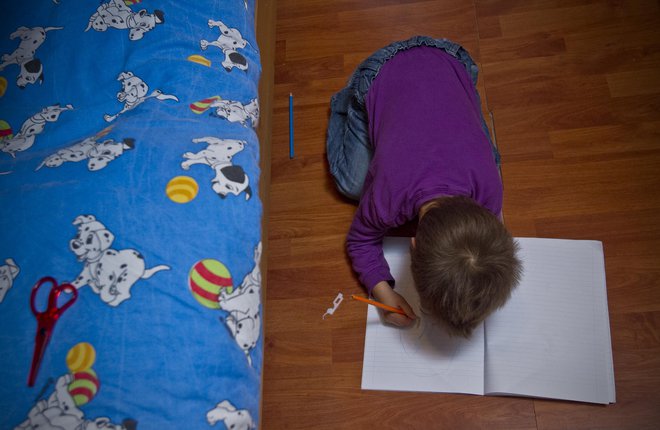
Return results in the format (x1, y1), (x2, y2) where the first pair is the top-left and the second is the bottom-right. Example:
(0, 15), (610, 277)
(484, 238), (615, 404)
(361, 237), (485, 394)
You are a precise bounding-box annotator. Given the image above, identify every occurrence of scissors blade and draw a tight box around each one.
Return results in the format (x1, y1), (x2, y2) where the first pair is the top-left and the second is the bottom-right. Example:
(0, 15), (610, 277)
(28, 319), (52, 387)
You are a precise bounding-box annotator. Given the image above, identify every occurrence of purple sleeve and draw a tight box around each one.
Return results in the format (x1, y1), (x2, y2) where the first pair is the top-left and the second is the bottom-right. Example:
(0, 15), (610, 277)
(346, 198), (396, 294)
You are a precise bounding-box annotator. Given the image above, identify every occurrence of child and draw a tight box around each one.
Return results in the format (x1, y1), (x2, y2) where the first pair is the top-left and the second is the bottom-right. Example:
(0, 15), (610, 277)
(327, 36), (522, 337)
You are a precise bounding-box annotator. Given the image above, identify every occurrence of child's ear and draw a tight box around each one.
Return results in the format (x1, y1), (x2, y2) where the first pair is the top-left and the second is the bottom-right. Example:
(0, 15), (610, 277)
(410, 237), (416, 249)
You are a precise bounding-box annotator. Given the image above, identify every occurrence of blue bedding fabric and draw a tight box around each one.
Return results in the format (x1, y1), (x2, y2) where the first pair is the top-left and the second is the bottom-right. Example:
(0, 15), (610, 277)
(0, 1), (263, 428)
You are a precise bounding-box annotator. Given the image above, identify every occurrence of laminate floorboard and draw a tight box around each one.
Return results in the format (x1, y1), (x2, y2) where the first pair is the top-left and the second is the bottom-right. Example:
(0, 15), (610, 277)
(263, 1), (660, 428)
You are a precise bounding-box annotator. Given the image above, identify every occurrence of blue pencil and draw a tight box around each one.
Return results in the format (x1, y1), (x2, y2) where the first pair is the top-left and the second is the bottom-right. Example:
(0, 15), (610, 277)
(289, 93), (294, 159)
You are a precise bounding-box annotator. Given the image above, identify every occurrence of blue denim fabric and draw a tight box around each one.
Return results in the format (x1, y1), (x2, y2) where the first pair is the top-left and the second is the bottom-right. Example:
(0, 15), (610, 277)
(327, 36), (500, 201)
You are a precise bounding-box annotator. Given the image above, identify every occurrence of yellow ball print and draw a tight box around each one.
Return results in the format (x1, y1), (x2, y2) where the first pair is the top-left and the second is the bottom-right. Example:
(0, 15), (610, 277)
(166, 176), (199, 203)
(66, 342), (96, 373)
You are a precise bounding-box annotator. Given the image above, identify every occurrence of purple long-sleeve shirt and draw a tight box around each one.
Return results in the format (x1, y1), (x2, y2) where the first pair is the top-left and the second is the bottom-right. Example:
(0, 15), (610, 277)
(347, 46), (503, 294)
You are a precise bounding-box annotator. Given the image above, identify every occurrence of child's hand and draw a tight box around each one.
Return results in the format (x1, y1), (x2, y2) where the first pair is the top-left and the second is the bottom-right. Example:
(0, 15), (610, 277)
(372, 281), (417, 327)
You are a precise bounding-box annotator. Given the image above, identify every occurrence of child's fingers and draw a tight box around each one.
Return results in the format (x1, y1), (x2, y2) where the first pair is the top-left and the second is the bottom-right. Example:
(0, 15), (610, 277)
(384, 312), (415, 327)
(398, 300), (417, 320)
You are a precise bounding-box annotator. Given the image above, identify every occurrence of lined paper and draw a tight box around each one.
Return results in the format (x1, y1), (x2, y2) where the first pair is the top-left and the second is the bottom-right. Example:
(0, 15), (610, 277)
(360, 237), (615, 404)
(361, 237), (484, 394)
(485, 238), (615, 404)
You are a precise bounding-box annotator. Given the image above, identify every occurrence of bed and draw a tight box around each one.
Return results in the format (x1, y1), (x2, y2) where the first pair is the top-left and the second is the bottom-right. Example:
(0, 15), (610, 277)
(0, 0), (272, 428)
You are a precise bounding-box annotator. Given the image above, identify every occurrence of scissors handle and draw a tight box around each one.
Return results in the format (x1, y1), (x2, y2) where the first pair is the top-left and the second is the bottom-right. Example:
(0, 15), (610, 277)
(30, 276), (77, 316)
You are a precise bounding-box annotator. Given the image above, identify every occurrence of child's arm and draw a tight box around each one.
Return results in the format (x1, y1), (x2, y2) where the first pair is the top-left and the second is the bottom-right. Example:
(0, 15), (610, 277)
(346, 191), (416, 326)
(346, 199), (397, 293)
(372, 281), (417, 327)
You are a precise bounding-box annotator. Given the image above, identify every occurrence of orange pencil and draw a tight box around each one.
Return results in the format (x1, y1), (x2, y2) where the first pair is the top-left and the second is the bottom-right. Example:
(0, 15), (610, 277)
(351, 294), (407, 315)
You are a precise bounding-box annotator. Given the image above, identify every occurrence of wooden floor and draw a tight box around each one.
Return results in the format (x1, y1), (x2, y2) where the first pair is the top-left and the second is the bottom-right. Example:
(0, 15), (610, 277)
(262, 0), (660, 428)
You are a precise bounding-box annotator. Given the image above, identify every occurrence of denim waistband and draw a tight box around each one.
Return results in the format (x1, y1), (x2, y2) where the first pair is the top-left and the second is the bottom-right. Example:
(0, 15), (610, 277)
(347, 36), (480, 107)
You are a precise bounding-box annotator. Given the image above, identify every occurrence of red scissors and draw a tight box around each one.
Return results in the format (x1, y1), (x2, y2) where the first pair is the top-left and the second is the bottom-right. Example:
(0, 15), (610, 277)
(28, 276), (77, 387)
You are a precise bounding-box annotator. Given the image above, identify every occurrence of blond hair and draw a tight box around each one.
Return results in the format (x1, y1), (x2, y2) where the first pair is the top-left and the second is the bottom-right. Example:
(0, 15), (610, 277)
(411, 195), (522, 337)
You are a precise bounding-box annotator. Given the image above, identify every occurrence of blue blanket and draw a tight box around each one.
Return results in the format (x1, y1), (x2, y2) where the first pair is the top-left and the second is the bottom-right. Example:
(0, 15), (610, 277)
(0, 1), (263, 428)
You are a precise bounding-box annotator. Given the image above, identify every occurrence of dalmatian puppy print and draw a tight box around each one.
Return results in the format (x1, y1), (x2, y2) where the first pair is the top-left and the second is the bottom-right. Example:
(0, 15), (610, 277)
(0, 26), (62, 88)
(14, 374), (83, 430)
(36, 137), (134, 171)
(211, 163), (252, 200)
(14, 374), (138, 430)
(86, 0), (164, 41)
(209, 97), (259, 128)
(181, 137), (245, 170)
(200, 19), (249, 72)
(180, 137), (252, 200)
(207, 400), (255, 430)
(0, 258), (19, 304)
(69, 215), (170, 307)
(219, 242), (262, 367)
(1, 104), (73, 157)
(104, 72), (178, 122)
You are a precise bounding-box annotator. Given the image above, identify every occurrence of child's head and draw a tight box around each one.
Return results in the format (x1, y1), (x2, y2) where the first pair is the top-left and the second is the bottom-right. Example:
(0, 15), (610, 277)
(411, 195), (522, 337)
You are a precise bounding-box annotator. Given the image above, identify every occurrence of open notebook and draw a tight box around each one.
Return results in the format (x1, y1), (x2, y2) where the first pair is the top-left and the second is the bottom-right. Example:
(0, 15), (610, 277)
(361, 237), (616, 404)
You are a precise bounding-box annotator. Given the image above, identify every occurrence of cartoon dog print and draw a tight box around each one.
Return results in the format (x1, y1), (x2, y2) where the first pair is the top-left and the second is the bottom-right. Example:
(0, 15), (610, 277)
(69, 215), (170, 307)
(212, 163), (252, 201)
(81, 417), (137, 430)
(181, 137), (245, 170)
(200, 19), (249, 72)
(207, 400), (255, 430)
(181, 137), (252, 200)
(0, 258), (19, 303)
(209, 98), (259, 128)
(0, 26), (62, 88)
(1, 104), (73, 157)
(37, 137), (134, 171)
(104, 72), (178, 122)
(15, 374), (138, 430)
(86, 0), (164, 41)
(15, 374), (82, 430)
(219, 242), (262, 367)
